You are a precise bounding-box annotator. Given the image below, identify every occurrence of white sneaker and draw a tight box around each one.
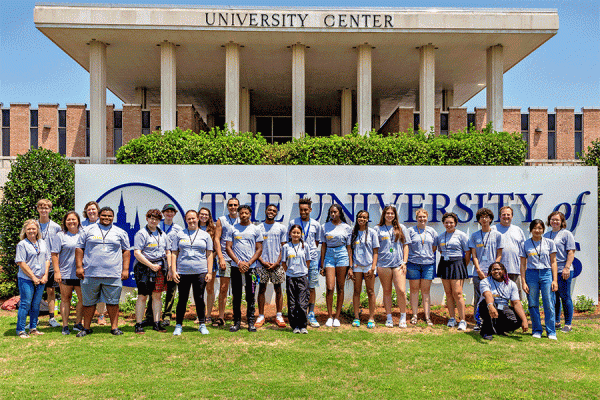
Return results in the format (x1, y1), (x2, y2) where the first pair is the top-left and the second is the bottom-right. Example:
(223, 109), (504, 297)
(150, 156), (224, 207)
(308, 312), (320, 328)
(385, 319), (394, 328)
(325, 318), (334, 327)
(49, 317), (61, 328)
(300, 328), (308, 334)
(447, 318), (456, 328)
(399, 319), (407, 328)
(548, 334), (558, 341)
(293, 328), (301, 334)
(457, 320), (467, 331)
(198, 324), (209, 335)
(173, 324), (183, 336)
(332, 318), (341, 327)
(532, 332), (542, 339)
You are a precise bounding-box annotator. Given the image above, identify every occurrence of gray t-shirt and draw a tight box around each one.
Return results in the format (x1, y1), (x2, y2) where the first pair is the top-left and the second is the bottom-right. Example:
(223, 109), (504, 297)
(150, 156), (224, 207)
(259, 222), (287, 264)
(352, 227), (380, 267)
(520, 237), (557, 270)
(468, 229), (504, 273)
(81, 219), (97, 228)
(51, 230), (81, 280)
(76, 223), (131, 278)
(434, 230), (470, 259)
(543, 229), (576, 271)
(134, 227), (168, 261)
(282, 241), (310, 277)
(219, 215), (239, 262)
(479, 276), (520, 307)
(320, 221), (352, 248)
(160, 221), (183, 249)
(407, 225), (438, 265)
(15, 238), (51, 281)
(170, 228), (213, 274)
(375, 224), (412, 268)
(289, 217), (322, 261)
(492, 224), (526, 275)
(39, 220), (61, 253)
(226, 223), (264, 269)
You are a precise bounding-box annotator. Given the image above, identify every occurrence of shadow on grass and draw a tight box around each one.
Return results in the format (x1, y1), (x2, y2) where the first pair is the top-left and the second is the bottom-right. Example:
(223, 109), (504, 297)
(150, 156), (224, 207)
(465, 329), (528, 343)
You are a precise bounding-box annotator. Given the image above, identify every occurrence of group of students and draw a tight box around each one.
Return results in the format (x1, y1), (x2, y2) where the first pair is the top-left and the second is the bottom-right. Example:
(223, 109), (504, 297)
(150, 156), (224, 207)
(14, 197), (577, 341)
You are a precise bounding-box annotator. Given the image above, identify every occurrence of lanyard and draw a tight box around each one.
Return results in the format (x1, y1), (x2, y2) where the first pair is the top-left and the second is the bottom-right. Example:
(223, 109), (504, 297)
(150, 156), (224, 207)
(27, 239), (40, 255)
(291, 242), (301, 257)
(530, 239), (542, 261)
(161, 221), (173, 234)
(99, 225), (113, 247)
(357, 230), (366, 245)
(444, 231), (452, 251)
(491, 278), (508, 301)
(383, 224), (393, 241)
(187, 229), (200, 248)
(38, 220), (49, 240)
(480, 230), (491, 249)
(300, 219), (311, 238)
(146, 226), (161, 247)
(226, 215), (237, 226)
(416, 226), (426, 245)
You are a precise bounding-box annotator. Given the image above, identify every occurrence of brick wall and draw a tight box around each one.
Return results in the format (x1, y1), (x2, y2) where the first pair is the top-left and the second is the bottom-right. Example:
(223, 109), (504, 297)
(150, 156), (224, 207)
(556, 108), (575, 160)
(150, 105), (161, 133)
(528, 108), (548, 160)
(448, 107), (467, 133)
(66, 104), (86, 157)
(38, 104), (58, 152)
(434, 107), (440, 135)
(583, 108), (600, 152)
(503, 108), (521, 134)
(398, 107), (414, 132)
(379, 108), (399, 135)
(9, 103), (30, 155)
(177, 105), (194, 132)
(123, 104), (141, 145)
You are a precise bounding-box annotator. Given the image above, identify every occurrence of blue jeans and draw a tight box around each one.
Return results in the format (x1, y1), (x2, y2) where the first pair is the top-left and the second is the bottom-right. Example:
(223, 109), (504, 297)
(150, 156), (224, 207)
(555, 270), (574, 326)
(526, 269), (556, 336)
(17, 277), (45, 334)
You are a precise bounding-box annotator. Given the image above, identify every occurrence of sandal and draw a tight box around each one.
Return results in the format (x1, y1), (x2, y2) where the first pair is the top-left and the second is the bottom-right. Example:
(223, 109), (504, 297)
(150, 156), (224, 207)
(213, 318), (224, 327)
(352, 319), (360, 327)
(411, 316), (418, 325)
(426, 318), (433, 326)
(367, 320), (375, 329)
(18, 331), (30, 338)
(29, 329), (44, 336)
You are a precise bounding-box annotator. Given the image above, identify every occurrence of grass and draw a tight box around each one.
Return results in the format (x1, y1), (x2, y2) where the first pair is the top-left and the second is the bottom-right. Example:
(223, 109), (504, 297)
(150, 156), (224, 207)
(1, 312), (599, 399)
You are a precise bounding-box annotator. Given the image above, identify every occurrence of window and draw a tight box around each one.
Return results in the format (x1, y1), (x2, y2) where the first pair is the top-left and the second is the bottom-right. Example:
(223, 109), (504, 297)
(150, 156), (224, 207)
(113, 111), (123, 155)
(142, 111), (151, 135)
(58, 109), (66, 155)
(413, 113), (420, 132)
(30, 109), (38, 149)
(467, 113), (476, 130)
(1, 109), (9, 156)
(575, 114), (583, 159)
(305, 117), (332, 137)
(440, 112), (449, 136)
(548, 114), (556, 160)
(85, 110), (90, 157)
(521, 113), (529, 159)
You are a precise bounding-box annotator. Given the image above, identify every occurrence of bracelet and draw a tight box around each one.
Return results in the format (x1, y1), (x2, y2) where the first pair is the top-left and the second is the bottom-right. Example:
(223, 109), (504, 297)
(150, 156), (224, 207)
(487, 303), (494, 308)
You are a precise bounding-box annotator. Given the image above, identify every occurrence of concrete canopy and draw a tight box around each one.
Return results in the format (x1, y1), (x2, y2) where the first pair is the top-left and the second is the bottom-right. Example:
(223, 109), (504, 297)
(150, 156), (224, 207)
(34, 4), (558, 119)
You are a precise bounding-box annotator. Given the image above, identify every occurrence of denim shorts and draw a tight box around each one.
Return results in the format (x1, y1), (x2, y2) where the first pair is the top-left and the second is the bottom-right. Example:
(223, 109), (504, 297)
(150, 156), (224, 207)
(323, 246), (349, 268)
(352, 265), (371, 274)
(81, 277), (122, 306)
(308, 257), (320, 288)
(406, 262), (435, 280)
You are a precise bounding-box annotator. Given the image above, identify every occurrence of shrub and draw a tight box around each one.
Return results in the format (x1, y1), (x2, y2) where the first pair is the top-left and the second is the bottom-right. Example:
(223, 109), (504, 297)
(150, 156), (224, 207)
(0, 148), (75, 297)
(574, 295), (595, 313)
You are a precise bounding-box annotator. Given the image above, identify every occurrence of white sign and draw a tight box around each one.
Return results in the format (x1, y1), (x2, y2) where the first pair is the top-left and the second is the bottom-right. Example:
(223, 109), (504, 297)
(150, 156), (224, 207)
(75, 165), (598, 303)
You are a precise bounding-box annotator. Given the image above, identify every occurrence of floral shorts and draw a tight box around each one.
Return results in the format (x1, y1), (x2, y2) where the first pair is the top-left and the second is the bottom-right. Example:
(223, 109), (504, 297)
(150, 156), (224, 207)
(256, 265), (285, 285)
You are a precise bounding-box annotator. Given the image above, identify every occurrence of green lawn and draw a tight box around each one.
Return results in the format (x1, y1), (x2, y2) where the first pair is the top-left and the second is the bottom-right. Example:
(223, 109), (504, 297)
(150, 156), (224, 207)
(1, 314), (599, 399)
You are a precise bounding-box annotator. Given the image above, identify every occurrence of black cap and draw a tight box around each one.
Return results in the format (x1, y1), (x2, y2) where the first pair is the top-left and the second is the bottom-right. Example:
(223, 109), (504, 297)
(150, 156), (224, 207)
(162, 204), (177, 213)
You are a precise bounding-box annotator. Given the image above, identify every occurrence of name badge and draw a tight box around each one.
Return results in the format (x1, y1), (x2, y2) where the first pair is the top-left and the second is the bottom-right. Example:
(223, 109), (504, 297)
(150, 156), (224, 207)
(481, 253), (489, 262)
(357, 248), (365, 256)
(497, 304), (505, 311)
(102, 245), (108, 252)
(189, 250), (196, 257)
(291, 258), (301, 266)
(443, 255), (449, 261)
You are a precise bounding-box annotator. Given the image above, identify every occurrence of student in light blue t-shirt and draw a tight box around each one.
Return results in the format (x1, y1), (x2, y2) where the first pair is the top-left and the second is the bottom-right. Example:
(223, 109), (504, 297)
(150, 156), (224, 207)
(282, 224), (311, 334)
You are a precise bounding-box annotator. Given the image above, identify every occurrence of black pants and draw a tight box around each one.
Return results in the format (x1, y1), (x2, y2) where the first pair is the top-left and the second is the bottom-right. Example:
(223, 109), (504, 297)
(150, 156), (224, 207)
(286, 275), (309, 329)
(230, 267), (257, 324)
(145, 280), (177, 323)
(478, 301), (522, 336)
(175, 273), (207, 325)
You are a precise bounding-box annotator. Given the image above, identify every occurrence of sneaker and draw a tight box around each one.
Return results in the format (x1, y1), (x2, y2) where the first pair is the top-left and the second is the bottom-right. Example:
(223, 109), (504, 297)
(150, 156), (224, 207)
(385, 319), (394, 328)
(199, 324), (210, 335)
(248, 324), (257, 332)
(229, 322), (241, 332)
(293, 328), (301, 334)
(61, 326), (70, 335)
(352, 319), (360, 327)
(97, 315), (107, 326)
(548, 334), (558, 341)
(48, 317), (61, 328)
(482, 334), (493, 341)
(410, 316), (418, 325)
(561, 325), (572, 333)
(473, 323), (482, 332)
(153, 322), (167, 333)
(555, 322), (562, 329)
(325, 317), (334, 327)
(332, 318), (341, 327)
(160, 320), (171, 328)
(73, 323), (84, 332)
(76, 328), (93, 337)
(110, 328), (123, 336)
(29, 329), (44, 336)
(255, 315), (265, 328)
(173, 324), (183, 336)
(300, 328), (308, 334)
(308, 312), (320, 328)
(457, 320), (467, 331)
(134, 323), (145, 334)
(447, 318), (456, 328)
(275, 316), (287, 328)
(532, 332), (542, 339)
(367, 320), (375, 329)
(17, 331), (30, 339)
(426, 318), (433, 326)
(399, 319), (407, 328)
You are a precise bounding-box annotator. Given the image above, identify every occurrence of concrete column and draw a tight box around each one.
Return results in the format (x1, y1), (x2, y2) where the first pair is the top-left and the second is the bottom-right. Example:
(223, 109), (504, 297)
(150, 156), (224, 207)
(160, 41), (177, 132)
(89, 40), (107, 164)
(240, 87), (250, 133)
(486, 44), (504, 132)
(442, 89), (454, 111)
(135, 87), (147, 109)
(225, 43), (240, 131)
(419, 44), (435, 135)
(291, 44), (305, 138)
(341, 88), (352, 136)
(357, 44), (372, 135)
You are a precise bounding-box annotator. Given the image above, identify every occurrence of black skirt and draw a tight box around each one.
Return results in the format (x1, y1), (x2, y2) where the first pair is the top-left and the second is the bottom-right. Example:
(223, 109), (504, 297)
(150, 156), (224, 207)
(437, 257), (468, 280)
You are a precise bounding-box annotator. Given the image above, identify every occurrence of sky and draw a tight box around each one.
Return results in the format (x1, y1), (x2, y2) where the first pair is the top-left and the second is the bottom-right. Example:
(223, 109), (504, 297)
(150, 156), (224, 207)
(0, 0), (598, 111)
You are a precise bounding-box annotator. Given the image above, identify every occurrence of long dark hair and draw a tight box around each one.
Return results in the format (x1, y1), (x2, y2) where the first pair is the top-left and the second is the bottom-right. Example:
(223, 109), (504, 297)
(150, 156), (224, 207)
(325, 204), (348, 224)
(198, 207), (216, 242)
(288, 224), (305, 248)
(378, 205), (405, 243)
(351, 210), (369, 249)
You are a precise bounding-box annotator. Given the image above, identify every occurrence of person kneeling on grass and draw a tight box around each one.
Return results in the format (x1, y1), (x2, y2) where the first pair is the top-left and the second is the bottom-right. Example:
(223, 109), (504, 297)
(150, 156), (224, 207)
(478, 262), (528, 341)
(282, 225), (311, 334)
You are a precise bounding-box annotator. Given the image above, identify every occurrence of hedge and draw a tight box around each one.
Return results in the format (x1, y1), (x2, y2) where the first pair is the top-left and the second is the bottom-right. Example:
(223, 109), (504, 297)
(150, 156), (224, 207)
(116, 125), (528, 166)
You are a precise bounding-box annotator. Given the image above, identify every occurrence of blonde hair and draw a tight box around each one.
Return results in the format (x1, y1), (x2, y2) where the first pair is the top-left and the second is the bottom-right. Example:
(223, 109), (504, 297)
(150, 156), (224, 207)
(36, 199), (52, 209)
(20, 219), (41, 240)
(415, 208), (429, 218)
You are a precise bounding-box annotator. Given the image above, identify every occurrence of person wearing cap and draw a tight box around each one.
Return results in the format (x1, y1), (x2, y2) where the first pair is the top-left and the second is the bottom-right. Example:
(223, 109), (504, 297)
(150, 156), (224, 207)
(143, 204), (183, 327)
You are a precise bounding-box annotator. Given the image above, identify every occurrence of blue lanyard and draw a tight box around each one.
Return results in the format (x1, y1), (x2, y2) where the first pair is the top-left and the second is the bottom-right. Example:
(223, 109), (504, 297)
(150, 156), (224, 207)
(300, 219), (311, 238)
